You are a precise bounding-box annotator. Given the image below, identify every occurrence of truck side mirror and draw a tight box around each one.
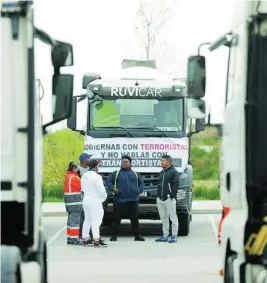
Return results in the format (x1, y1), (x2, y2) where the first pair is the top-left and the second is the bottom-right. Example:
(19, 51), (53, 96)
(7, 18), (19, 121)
(187, 98), (206, 119)
(187, 55), (206, 98)
(43, 74), (74, 130)
(82, 73), (101, 89)
(216, 124), (223, 137)
(195, 118), (206, 132)
(51, 41), (73, 68)
(67, 97), (77, 130)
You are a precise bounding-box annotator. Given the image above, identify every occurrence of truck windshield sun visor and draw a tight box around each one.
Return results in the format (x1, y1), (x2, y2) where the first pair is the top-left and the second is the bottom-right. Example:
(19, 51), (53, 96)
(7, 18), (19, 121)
(93, 126), (134, 137)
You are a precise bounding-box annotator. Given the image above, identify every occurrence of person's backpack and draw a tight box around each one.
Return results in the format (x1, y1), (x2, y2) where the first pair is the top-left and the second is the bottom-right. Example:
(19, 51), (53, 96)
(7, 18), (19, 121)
(113, 169), (139, 188)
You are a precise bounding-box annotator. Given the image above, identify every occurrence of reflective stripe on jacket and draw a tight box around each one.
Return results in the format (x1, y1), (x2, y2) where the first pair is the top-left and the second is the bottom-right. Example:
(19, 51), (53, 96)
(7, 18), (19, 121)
(63, 171), (83, 212)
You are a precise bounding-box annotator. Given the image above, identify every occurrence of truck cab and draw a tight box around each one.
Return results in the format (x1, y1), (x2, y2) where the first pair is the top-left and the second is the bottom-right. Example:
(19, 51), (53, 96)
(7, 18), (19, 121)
(1, 1), (74, 282)
(67, 60), (206, 236)
(186, 1), (267, 281)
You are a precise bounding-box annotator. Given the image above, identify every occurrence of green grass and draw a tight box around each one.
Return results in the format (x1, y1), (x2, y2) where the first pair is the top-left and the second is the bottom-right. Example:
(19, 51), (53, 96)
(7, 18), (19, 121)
(43, 185), (220, 202)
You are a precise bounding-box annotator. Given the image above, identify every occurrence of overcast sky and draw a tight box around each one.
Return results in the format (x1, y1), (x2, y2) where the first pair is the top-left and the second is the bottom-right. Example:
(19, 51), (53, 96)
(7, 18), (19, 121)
(34, 0), (235, 128)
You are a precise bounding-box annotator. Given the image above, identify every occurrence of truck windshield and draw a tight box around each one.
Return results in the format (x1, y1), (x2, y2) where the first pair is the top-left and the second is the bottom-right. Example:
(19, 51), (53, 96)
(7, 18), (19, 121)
(89, 98), (183, 131)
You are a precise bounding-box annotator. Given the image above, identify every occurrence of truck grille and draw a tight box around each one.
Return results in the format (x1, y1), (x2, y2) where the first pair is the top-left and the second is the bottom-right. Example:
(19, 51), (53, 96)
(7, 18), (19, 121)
(100, 172), (159, 190)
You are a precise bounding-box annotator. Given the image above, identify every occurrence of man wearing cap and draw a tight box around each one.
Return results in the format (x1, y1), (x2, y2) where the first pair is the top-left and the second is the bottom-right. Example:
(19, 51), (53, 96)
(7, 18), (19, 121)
(78, 152), (92, 240)
(78, 153), (92, 177)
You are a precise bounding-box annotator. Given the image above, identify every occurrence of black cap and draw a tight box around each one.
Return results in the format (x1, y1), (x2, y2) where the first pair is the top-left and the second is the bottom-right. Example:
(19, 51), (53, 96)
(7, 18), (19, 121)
(88, 159), (99, 170)
(68, 162), (79, 171)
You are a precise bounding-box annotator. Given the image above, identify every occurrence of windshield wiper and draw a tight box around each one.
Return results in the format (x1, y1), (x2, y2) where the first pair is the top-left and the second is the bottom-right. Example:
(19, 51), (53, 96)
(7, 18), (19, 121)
(129, 126), (168, 137)
(93, 127), (134, 137)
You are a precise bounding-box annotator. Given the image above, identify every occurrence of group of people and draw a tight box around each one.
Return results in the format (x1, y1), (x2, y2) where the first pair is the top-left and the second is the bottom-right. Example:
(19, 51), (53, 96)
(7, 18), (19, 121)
(64, 152), (181, 248)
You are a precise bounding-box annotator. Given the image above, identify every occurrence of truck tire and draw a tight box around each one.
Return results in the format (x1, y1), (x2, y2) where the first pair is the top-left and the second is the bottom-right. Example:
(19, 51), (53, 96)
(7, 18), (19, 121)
(178, 212), (190, 236)
(102, 217), (112, 227)
(224, 254), (236, 283)
(35, 230), (47, 283)
(20, 262), (41, 283)
(41, 243), (48, 283)
(1, 246), (22, 283)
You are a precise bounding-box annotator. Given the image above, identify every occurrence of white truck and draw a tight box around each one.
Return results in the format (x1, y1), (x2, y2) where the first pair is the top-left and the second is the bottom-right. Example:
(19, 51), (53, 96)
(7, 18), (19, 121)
(67, 59), (206, 236)
(186, 0), (267, 282)
(1, 1), (74, 282)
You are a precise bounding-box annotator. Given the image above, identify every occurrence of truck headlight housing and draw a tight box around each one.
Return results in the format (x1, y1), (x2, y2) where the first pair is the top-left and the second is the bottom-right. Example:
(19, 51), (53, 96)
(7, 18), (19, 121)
(177, 189), (186, 200)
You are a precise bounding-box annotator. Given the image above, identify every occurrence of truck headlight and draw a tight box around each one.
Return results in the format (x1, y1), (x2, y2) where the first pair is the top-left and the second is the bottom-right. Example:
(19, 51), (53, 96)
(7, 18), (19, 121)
(177, 189), (186, 200)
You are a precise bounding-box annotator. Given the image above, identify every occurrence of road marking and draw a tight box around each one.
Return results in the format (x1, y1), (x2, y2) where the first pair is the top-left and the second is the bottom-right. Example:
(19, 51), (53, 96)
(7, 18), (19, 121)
(207, 215), (218, 242)
(47, 226), (66, 246)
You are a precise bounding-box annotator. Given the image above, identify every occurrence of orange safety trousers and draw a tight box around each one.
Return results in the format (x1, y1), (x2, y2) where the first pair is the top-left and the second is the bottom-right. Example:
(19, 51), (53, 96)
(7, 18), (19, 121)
(217, 206), (230, 243)
(66, 214), (81, 239)
(64, 171), (82, 240)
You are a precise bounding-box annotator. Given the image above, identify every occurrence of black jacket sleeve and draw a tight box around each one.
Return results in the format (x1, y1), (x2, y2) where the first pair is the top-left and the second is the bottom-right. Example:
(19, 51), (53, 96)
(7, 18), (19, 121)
(170, 170), (180, 199)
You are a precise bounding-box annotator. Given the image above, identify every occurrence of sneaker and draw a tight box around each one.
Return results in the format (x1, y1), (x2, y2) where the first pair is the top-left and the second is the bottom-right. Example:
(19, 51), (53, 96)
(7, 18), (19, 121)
(134, 235), (145, 241)
(94, 239), (108, 247)
(77, 237), (84, 243)
(168, 235), (177, 243)
(67, 239), (82, 245)
(82, 239), (94, 247)
(155, 236), (169, 242)
(110, 235), (117, 242)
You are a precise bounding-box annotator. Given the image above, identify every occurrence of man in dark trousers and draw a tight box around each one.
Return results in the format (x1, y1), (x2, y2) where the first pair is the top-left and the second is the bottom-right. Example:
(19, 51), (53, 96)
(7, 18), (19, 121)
(107, 155), (145, 242)
(155, 155), (179, 243)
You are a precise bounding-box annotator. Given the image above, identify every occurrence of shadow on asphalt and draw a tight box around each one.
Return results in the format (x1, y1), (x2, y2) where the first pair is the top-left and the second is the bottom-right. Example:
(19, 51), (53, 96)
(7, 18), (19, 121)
(100, 222), (162, 236)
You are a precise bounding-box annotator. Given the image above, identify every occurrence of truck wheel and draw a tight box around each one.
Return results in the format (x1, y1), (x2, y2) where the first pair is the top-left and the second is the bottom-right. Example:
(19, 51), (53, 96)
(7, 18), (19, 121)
(178, 212), (190, 236)
(42, 243), (48, 283)
(1, 246), (22, 283)
(16, 264), (21, 283)
(224, 254), (237, 283)
(102, 218), (112, 227)
(36, 236), (47, 283)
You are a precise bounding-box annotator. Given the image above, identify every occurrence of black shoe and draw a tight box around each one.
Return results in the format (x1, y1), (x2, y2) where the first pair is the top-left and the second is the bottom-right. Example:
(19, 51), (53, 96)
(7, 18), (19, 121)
(82, 239), (94, 247)
(94, 239), (108, 247)
(134, 235), (145, 241)
(67, 239), (82, 245)
(110, 235), (117, 241)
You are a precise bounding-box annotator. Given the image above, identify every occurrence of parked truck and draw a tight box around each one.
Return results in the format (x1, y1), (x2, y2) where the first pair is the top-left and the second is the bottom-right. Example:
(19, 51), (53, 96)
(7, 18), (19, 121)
(186, 0), (267, 282)
(67, 59), (206, 236)
(1, 1), (74, 282)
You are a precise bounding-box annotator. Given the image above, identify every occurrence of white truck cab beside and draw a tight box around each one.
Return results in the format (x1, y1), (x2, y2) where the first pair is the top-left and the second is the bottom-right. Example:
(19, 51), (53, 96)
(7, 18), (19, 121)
(186, 1), (267, 282)
(1, 1), (74, 282)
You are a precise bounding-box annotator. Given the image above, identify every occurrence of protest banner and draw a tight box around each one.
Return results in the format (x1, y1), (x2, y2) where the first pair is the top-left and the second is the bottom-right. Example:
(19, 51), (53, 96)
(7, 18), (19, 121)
(84, 136), (189, 173)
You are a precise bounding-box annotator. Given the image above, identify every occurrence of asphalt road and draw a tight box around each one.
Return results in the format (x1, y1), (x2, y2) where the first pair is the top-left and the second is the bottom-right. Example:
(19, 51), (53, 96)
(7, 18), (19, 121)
(43, 215), (223, 283)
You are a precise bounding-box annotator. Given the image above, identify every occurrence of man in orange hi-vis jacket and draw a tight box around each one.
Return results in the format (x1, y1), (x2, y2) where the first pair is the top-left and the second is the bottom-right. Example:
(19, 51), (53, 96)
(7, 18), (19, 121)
(217, 206), (230, 245)
(64, 162), (84, 245)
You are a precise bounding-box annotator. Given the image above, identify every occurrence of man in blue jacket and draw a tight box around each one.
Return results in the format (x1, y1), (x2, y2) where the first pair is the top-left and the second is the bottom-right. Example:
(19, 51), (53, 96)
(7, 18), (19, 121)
(107, 155), (145, 242)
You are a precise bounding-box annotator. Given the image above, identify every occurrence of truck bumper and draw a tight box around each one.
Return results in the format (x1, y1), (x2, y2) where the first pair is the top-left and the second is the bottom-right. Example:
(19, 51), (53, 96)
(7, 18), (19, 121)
(104, 202), (190, 221)
(105, 203), (160, 220)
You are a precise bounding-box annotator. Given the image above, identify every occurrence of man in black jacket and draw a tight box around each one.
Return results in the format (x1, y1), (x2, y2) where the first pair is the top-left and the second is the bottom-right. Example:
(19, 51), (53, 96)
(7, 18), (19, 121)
(155, 155), (179, 243)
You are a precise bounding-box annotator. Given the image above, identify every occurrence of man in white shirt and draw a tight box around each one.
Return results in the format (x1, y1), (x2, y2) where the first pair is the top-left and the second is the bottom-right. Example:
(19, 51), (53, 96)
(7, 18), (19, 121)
(77, 152), (92, 241)
(81, 160), (108, 247)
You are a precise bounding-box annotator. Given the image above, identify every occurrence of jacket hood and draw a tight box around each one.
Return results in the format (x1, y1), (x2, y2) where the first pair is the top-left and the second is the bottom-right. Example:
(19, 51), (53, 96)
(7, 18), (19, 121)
(164, 165), (175, 171)
(66, 171), (79, 177)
